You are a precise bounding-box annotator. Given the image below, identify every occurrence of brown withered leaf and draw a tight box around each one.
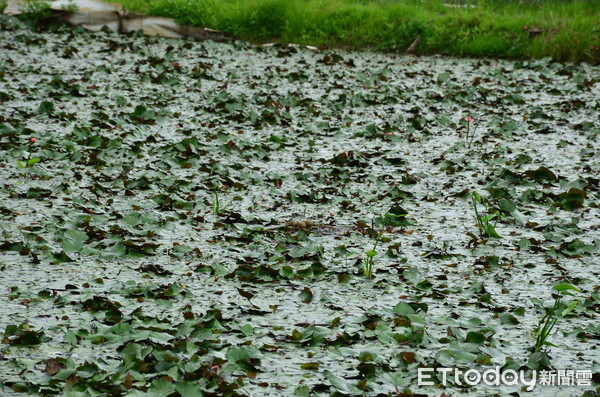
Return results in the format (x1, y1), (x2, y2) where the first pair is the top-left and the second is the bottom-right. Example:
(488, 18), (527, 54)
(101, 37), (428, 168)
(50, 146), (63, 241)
(124, 372), (133, 389)
(64, 374), (79, 391)
(45, 358), (63, 376)
(400, 351), (416, 363)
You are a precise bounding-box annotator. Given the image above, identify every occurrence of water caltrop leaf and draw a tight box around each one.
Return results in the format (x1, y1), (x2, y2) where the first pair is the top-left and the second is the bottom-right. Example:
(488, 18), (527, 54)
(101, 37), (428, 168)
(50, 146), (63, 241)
(524, 166), (557, 183)
(499, 313), (519, 325)
(526, 352), (552, 371)
(437, 72), (450, 84)
(466, 331), (485, 344)
(559, 239), (595, 257)
(38, 101), (54, 114)
(393, 302), (415, 316)
(240, 324), (254, 335)
(324, 370), (360, 393)
(61, 229), (88, 253)
(378, 205), (409, 227)
(288, 247), (307, 258)
(299, 287), (313, 303)
(2, 324), (44, 345)
(553, 188), (586, 210)
(147, 379), (176, 395)
(498, 198), (516, 213)
(175, 382), (203, 397)
(294, 385), (310, 397)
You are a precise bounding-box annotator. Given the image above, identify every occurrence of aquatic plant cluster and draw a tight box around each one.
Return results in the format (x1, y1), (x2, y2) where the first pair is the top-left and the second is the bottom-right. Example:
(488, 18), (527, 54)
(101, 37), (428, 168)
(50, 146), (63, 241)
(0, 15), (599, 396)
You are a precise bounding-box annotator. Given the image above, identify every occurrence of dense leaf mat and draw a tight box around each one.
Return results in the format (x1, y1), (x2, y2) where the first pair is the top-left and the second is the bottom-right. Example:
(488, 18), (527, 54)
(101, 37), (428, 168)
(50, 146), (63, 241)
(0, 16), (599, 396)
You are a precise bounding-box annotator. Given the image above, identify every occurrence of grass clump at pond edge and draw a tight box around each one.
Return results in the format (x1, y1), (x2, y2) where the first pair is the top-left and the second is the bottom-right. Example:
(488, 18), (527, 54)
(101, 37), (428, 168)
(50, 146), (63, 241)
(117, 0), (599, 63)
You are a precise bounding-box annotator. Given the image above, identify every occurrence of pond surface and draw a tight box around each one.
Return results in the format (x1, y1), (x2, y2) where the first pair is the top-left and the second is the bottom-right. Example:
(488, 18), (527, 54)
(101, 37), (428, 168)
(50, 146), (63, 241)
(0, 15), (598, 396)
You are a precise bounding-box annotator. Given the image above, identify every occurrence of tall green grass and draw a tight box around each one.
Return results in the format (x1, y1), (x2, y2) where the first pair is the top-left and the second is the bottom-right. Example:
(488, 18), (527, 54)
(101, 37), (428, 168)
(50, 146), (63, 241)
(118, 0), (599, 63)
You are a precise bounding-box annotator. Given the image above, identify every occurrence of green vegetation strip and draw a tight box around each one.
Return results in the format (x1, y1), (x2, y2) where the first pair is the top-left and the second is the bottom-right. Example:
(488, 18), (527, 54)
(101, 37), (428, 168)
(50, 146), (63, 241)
(117, 0), (600, 63)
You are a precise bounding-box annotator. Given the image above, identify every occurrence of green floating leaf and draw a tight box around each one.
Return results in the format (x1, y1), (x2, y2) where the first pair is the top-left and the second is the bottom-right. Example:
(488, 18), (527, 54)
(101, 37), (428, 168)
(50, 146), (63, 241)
(437, 72), (450, 84)
(524, 166), (557, 183)
(393, 302), (415, 316)
(300, 362), (320, 370)
(466, 331), (485, 344)
(2, 324), (44, 345)
(62, 229), (88, 253)
(130, 105), (157, 124)
(558, 239), (594, 257)
(288, 247), (307, 258)
(226, 346), (261, 372)
(299, 287), (313, 303)
(499, 313), (519, 325)
(553, 188), (586, 210)
(147, 378), (176, 395)
(240, 324), (254, 336)
(378, 205), (409, 227)
(324, 370), (360, 393)
(175, 382), (202, 397)
(0, 91), (11, 102)
(526, 351), (552, 371)
(294, 385), (310, 397)
(38, 101), (54, 114)
(498, 198), (516, 213)
(115, 95), (127, 106)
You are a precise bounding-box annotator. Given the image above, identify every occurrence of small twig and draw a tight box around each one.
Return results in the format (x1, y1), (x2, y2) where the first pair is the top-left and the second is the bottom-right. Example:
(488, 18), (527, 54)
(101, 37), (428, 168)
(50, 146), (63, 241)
(405, 35), (421, 54)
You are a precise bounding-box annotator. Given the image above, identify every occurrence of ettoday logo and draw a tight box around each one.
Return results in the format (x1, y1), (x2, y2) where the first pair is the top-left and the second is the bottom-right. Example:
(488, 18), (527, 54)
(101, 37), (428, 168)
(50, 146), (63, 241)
(418, 367), (593, 390)
(418, 367), (537, 391)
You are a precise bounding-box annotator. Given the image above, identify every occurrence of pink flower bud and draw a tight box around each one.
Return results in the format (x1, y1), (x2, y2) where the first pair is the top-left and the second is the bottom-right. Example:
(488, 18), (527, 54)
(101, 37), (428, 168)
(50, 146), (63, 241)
(30, 137), (36, 143)
(386, 132), (394, 136)
(466, 117), (473, 123)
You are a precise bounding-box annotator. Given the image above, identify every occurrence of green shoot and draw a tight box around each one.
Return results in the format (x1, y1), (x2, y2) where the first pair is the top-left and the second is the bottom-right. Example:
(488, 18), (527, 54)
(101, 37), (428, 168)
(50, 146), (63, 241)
(363, 208), (407, 278)
(533, 283), (582, 353)
(17, 138), (40, 169)
(471, 191), (502, 238)
(16, 158), (40, 168)
(364, 227), (383, 279)
(533, 297), (559, 353)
